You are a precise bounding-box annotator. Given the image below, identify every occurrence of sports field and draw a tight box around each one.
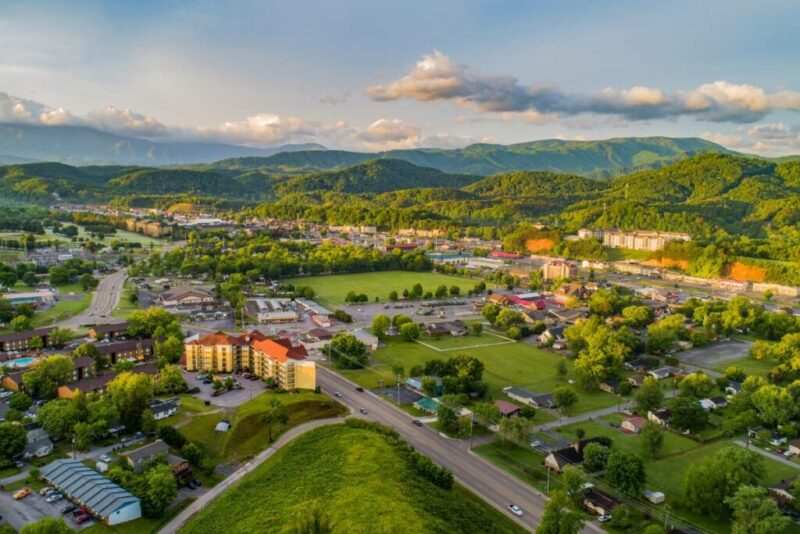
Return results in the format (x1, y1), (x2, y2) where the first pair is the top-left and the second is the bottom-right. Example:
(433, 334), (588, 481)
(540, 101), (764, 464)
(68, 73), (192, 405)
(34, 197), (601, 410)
(340, 338), (619, 414)
(282, 271), (492, 305)
(182, 423), (526, 534)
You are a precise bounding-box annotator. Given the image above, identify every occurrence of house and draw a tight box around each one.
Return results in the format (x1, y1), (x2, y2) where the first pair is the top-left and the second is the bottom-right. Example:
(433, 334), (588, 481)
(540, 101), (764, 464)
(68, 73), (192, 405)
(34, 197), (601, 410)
(599, 380), (619, 394)
(406, 376), (443, 396)
(0, 327), (55, 352)
(41, 459), (142, 525)
(156, 287), (215, 307)
(725, 381), (742, 395)
(554, 283), (587, 302)
(788, 440), (800, 457)
(547, 307), (590, 325)
(1, 371), (24, 392)
(538, 325), (566, 346)
(150, 398), (179, 421)
(627, 375), (645, 388)
(351, 329), (380, 351)
(88, 322), (129, 340)
(699, 398), (716, 411)
(621, 416), (645, 434)
(487, 293), (510, 306)
(624, 359), (650, 372)
(504, 386), (557, 409)
(770, 477), (797, 505)
(414, 396), (440, 414)
(710, 396), (727, 409)
(647, 408), (672, 427)
(24, 425), (53, 458)
(122, 440), (191, 483)
(770, 433), (788, 447)
(583, 489), (619, 517)
(494, 400), (521, 418)
(544, 438), (606, 472)
(648, 368), (672, 380)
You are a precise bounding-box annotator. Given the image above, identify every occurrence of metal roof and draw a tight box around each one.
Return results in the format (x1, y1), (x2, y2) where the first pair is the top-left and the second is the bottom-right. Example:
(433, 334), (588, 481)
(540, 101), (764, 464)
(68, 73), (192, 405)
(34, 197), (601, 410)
(41, 459), (140, 518)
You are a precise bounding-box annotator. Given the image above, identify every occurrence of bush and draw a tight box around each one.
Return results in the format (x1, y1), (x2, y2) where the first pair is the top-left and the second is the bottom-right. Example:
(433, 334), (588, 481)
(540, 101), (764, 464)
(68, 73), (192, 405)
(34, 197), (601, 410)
(157, 425), (186, 449)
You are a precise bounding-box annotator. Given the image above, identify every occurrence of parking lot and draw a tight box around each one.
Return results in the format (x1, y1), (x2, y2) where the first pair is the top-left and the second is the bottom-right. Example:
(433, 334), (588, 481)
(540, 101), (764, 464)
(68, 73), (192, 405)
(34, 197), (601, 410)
(0, 486), (96, 531)
(182, 369), (268, 408)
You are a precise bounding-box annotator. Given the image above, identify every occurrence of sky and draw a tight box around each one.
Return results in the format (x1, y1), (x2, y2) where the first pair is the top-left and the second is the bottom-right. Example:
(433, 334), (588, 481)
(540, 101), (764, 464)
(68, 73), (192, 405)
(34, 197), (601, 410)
(1, 0), (800, 154)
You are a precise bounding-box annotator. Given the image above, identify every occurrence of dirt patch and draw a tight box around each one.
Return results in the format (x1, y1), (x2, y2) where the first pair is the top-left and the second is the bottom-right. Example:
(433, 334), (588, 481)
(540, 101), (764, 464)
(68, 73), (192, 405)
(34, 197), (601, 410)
(725, 262), (767, 282)
(525, 238), (555, 253)
(642, 258), (689, 270)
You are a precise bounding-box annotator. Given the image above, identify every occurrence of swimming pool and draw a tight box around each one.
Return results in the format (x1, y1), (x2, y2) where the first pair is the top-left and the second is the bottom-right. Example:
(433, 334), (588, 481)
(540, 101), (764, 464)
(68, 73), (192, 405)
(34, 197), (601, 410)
(3, 357), (35, 369)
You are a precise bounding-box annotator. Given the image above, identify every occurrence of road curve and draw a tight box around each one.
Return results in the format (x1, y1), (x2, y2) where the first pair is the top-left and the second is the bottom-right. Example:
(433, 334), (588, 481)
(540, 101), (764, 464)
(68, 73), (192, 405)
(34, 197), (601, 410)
(160, 417), (344, 534)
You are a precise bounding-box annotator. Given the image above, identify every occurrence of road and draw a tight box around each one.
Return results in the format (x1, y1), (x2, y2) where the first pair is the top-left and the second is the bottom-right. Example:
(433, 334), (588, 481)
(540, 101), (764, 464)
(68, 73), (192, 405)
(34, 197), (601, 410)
(59, 269), (128, 328)
(159, 417), (344, 534)
(316, 367), (604, 533)
(734, 439), (800, 470)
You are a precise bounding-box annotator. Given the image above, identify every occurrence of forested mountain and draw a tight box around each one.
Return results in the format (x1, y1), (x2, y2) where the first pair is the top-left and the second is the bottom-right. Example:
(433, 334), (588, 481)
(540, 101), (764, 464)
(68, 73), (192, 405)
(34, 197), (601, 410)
(0, 123), (325, 166)
(204, 136), (731, 177)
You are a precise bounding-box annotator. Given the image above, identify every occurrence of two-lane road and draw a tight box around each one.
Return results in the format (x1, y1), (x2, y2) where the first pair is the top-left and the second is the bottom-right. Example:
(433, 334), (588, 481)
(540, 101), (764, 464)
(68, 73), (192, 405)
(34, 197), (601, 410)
(318, 367), (604, 533)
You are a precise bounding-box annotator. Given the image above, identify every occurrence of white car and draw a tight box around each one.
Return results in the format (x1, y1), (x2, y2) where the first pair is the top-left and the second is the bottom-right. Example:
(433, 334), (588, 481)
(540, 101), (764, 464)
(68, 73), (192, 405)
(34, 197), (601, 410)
(598, 515), (612, 523)
(46, 493), (63, 503)
(100, 454), (113, 463)
(530, 440), (541, 448)
(508, 504), (523, 517)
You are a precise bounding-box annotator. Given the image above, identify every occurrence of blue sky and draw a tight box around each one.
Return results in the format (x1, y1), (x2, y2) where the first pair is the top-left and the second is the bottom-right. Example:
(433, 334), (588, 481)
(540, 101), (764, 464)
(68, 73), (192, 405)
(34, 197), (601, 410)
(1, 0), (799, 154)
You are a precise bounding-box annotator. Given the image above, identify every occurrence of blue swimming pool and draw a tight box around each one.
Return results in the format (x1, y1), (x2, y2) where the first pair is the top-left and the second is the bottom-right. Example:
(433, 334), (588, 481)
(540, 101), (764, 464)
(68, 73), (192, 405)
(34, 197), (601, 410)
(3, 357), (35, 369)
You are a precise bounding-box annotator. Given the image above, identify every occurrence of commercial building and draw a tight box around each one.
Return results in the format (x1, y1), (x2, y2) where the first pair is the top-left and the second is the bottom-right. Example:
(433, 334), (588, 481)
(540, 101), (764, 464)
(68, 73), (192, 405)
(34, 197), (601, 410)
(0, 290), (56, 307)
(156, 287), (215, 307)
(95, 338), (155, 364)
(248, 298), (298, 324)
(41, 459), (142, 525)
(184, 331), (316, 390)
(541, 260), (577, 281)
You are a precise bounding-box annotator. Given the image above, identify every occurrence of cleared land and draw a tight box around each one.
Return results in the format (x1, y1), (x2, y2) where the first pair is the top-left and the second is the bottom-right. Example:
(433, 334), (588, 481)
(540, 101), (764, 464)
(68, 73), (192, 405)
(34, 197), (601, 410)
(181, 423), (526, 534)
(173, 391), (346, 464)
(283, 271), (492, 306)
(340, 338), (618, 414)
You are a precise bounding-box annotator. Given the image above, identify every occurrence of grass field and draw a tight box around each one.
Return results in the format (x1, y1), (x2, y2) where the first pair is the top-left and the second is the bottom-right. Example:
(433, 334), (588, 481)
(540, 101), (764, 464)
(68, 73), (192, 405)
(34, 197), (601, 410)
(282, 271), (494, 306)
(112, 288), (140, 319)
(604, 248), (652, 261)
(32, 292), (93, 327)
(340, 338), (619, 414)
(182, 423), (526, 534)
(174, 391), (346, 464)
(0, 225), (165, 248)
(709, 354), (776, 376)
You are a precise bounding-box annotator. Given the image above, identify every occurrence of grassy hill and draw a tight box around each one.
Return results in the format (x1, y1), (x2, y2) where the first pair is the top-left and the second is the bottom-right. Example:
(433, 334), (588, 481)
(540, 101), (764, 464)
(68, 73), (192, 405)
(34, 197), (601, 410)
(181, 422), (525, 534)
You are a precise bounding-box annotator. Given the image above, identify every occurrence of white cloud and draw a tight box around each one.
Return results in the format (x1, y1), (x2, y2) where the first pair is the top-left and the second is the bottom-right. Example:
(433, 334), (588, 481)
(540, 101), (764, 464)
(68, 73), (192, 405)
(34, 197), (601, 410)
(699, 131), (745, 148)
(367, 51), (800, 123)
(702, 122), (800, 155)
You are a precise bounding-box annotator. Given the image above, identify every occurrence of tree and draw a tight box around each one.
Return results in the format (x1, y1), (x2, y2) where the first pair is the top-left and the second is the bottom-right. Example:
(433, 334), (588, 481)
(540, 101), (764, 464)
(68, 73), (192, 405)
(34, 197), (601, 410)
(371, 313), (391, 339)
(607, 504), (637, 531)
(472, 402), (501, 426)
(8, 393), (32, 411)
(143, 463), (178, 517)
(23, 355), (74, 399)
(536, 490), (584, 534)
(157, 364), (187, 394)
(671, 395), (708, 433)
(470, 322), (483, 336)
(73, 341), (108, 369)
(157, 336), (185, 364)
(37, 399), (81, 440)
(495, 309), (524, 329)
(127, 307), (181, 339)
(323, 333), (369, 369)
(641, 420), (665, 458)
(437, 394), (460, 432)
(435, 285), (448, 298)
(20, 518), (72, 534)
(388, 290), (398, 301)
(48, 327), (73, 348)
(158, 425), (187, 449)
(683, 446), (766, 519)
(73, 422), (93, 451)
(0, 422), (26, 463)
(498, 415), (532, 445)
(399, 322), (420, 341)
(553, 386), (579, 415)
(9, 315), (31, 332)
(556, 359), (568, 380)
(562, 465), (589, 507)
(261, 398), (289, 442)
(622, 305), (654, 327)
(181, 442), (207, 467)
(678, 372), (714, 398)
(481, 303), (501, 324)
(79, 273), (99, 291)
(421, 376), (438, 397)
(107, 371), (154, 432)
(605, 450), (646, 495)
(751, 384), (796, 427)
(726, 485), (789, 534)
(449, 285), (460, 296)
(582, 443), (611, 472)
(635, 376), (664, 415)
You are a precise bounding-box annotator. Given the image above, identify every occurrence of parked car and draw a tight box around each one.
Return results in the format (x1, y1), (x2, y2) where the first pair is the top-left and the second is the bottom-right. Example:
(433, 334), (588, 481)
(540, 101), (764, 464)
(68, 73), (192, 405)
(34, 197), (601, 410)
(61, 504), (78, 515)
(12, 487), (32, 500)
(133, 431), (144, 439)
(100, 454), (113, 463)
(598, 515), (612, 523)
(75, 513), (92, 524)
(47, 493), (64, 503)
(508, 504), (523, 516)
(530, 440), (542, 448)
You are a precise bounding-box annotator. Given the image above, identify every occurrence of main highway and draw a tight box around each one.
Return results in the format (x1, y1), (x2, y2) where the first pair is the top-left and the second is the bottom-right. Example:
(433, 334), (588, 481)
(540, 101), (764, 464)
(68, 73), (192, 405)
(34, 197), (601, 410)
(59, 269), (128, 328)
(317, 367), (604, 533)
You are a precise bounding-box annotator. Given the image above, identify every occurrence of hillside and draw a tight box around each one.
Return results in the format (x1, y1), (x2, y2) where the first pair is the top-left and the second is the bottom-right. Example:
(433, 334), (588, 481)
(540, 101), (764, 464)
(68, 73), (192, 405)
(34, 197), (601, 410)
(0, 123), (325, 166)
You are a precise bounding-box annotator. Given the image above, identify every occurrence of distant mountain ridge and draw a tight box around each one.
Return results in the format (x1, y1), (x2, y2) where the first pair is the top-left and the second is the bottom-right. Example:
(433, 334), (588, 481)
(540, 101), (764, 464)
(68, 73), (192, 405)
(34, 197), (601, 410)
(0, 123), (326, 166)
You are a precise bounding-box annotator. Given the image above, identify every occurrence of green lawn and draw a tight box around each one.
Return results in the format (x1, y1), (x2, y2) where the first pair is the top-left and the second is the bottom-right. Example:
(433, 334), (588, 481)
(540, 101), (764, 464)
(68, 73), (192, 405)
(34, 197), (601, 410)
(558, 419), (699, 457)
(112, 288), (140, 319)
(182, 423), (526, 534)
(709, 355), (776, 377)
(340, 339), (619, 414)
(282, 271), (494, 306)
(33, 291), (92, 327)
(175, 391), (347, 464)
(604, 248), (652, 261)
(473, 441), (554, 493)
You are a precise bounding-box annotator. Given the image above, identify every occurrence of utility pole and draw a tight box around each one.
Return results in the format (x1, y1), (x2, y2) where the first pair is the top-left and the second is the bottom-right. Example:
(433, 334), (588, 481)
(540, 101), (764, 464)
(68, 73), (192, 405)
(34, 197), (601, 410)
(546, 465), (551, 494)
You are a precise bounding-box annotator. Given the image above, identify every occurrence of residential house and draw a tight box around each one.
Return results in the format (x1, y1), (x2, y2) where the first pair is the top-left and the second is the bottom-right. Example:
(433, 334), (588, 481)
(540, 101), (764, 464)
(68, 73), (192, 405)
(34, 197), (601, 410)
(599, 381), (619, 394)
(24, 424), (54, 458)
(487, 293), (510, 306)
(351, 329), (380, 351)
(624, 359), (650, 372)
(770, 477), (797, 506)
(554, 283), (587, 304)
(538, 325), (566, 346)
(494, 400), (521, 418)
(584, 489), (619, 517)
(543, 438), (606, 472)
(504, 386), (557, 409)
(88, 322), (129, 340)
(547, 307), (590, 325)
(122, 440), (191, 483)
(648, 368), (672, 380)
(406, 376), (443, 396)
(621, 417), (645, 434)
(150, 398), (179, 421)
(725, 381), (742, 396)
(788, 440), (800, 457)
(627, 375), (645, 388)
(0, 327), (55, 352)
(1, 371), (24, 392)
(647, 408), (672, 427)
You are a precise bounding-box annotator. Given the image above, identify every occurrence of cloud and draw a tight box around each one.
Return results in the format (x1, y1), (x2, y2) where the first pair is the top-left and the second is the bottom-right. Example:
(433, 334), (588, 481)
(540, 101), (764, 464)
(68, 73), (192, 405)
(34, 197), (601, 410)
(699, 131), (745, 148)
(702, 122), (800, 155)
(367, 51), (800, 123)
(319, 93), (349, 105)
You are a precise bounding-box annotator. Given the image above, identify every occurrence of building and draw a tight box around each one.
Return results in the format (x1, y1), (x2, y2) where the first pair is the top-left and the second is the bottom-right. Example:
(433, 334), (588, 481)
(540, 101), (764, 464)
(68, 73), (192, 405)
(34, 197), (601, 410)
(466, 257), (507, 271)
(95, 338), (155, 364)
(0, 290), (56, 307)
(494, 400), (521, 418)
(770, 477), (797, 506)
(577, 228), (604, 240)
(621, 417), (645, 434)
(88, 322), (130, 340)
(489, 250), (523, 260)
(41, 459), (142, 525)
(72, 356), (97, 382)
(602, 229), (691, 251)
(122, 440), (191, 483)
(248, 298), (298, 324)
(647, 408), (672, 427)
(541, 260), (577, 281)
(184, 331), (316, 390)
(1, 371), (24, 392)
(487, 293), (510, 306)
(538, 325), (566, 346)
(24, 425), (53, 458)
(351, 329), (380, 351)
(583, 489), (619, 517)
(504, 386), (557, 409)
(426, 252), (471, 265)
(0, 327), (55, 352)
(150, 398), (179, 420)
(752, 282), (800, 298)
(58, 363), (158, 399)
(407, 376), (443, 396)
(544, 438), (606, 473)
(156, 287), (215, 307)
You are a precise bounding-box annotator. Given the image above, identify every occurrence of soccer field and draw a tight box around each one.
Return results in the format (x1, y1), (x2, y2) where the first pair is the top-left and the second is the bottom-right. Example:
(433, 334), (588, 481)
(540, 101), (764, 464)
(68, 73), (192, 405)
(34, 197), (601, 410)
(283, 271), (492, 305)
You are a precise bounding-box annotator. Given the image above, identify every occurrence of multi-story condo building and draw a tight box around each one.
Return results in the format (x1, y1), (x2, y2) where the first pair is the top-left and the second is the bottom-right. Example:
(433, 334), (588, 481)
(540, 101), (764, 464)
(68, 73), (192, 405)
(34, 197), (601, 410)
(183, 331), (316, 390)
(541, 260), (578, 281)
(577, 228), (691, 251)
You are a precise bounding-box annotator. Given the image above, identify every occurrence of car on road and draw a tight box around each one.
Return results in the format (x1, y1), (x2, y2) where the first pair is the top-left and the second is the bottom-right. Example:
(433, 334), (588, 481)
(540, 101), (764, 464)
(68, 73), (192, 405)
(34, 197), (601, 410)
(355, 386), (364, 392)
(359, 408), (368, 415)
(598, 515), (612, 523)
(12, 487), (32, 500)
(530, 440), (541, 448)
(100, 454), (113, 463)
(508, 504), (523, 516)
(333, 391), (342, 398)
(412, 419), (423, 426)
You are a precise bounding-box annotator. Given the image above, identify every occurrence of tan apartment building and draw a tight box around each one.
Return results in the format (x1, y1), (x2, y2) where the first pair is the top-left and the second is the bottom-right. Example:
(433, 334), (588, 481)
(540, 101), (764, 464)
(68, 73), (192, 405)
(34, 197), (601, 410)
(602, 230), (691, 251)
(541, 260), (577, 281)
